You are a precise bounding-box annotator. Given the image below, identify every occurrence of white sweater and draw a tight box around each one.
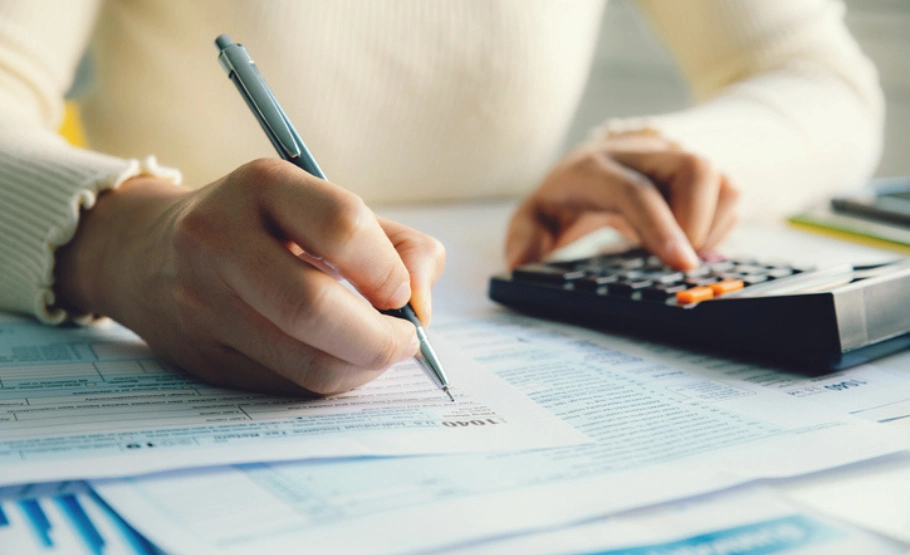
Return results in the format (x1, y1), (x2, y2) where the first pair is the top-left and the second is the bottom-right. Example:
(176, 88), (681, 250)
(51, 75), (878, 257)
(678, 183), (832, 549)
(0, 0), (883, 323)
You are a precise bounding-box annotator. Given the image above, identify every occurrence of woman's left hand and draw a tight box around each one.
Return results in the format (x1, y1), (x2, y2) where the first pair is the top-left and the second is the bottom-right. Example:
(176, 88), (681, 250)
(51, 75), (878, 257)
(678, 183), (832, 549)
(505, 134), (740, 270)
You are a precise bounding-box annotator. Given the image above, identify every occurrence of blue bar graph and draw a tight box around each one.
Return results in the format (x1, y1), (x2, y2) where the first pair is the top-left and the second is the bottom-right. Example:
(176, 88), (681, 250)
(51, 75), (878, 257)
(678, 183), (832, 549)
(90, 490), (159, 555)
(58, 494), (106, 555)
(18, 498), (53, 548)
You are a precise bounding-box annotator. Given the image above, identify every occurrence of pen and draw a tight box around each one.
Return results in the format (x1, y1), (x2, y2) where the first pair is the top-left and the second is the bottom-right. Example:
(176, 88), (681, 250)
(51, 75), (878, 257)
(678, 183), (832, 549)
(214, 34), (454, 402)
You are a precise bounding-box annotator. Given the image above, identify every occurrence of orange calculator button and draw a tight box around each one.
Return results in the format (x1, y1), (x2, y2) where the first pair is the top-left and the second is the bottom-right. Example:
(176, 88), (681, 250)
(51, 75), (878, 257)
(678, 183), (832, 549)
(676, 286), (714, 304)
(709, 279), (745, 296)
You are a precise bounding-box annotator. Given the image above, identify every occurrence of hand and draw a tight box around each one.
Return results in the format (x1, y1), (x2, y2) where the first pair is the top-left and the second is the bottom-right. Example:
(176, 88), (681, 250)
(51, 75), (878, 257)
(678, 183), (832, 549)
(506, 134), (739, 270)
(54, 158), (446, 395)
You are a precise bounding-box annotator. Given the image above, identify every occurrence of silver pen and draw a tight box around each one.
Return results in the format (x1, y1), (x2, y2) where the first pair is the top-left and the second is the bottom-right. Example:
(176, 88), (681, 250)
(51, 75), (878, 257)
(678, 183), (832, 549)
(214, 34), (454, 402)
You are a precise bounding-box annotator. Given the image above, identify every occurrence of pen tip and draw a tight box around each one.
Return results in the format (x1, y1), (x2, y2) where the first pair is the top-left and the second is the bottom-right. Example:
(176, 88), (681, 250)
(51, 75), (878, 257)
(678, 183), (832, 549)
(444, 388), (455, 403)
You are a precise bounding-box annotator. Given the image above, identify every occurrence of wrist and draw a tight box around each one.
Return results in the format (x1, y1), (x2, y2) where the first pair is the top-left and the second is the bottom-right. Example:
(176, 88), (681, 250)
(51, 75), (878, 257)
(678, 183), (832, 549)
(54, 176), (188, 319)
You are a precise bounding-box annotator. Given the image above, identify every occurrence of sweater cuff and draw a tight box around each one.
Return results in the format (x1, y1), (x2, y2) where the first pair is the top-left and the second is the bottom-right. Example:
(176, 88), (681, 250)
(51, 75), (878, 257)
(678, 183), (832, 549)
(0, 132), (181, 324)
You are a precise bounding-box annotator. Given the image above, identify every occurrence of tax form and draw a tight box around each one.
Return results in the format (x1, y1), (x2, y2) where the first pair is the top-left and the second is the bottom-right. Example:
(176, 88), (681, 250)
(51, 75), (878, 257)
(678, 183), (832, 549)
(607, 335), (910, 424)
(93, 314), (907, 555)
(0, 316), (588, 486)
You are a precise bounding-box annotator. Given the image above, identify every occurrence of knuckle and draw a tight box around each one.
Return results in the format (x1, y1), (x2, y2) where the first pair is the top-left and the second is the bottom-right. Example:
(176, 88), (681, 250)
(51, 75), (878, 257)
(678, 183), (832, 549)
(172, 207), (217, 254)
(576, 150), (610, 177)
(366, 331), (408, 371)
(238, 157), (287, 187)
(617, 171), (655, 203)
(279, 277), (330, 332)
(679, 153), (715, 182)
(373, 263), (405, 305)
(324, 191), (369, 247)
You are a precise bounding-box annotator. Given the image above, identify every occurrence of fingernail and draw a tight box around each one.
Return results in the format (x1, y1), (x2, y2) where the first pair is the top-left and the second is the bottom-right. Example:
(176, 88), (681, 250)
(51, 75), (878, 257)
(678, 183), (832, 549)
(390, 281), (411, 308)
(666, 237), (699, 269)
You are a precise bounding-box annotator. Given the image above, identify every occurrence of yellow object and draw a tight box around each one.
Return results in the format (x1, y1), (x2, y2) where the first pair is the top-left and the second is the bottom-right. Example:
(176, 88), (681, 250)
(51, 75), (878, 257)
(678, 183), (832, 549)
(787, 219), (910, 256)
(59, 101), (87, 147)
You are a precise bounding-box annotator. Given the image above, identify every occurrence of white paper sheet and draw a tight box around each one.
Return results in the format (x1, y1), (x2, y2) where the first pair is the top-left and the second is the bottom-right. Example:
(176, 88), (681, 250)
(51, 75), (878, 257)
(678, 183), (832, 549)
(577, 330), (910, 424)
(0, 317), (588, 486)
(445, 486), (907, 555)
(780, 453), (910, 545)
(93, 315), (907, 555)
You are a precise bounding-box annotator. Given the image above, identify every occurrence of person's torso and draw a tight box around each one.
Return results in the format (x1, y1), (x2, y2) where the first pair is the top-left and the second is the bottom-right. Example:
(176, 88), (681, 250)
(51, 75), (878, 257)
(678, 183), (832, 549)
(82, 0), (605, 204)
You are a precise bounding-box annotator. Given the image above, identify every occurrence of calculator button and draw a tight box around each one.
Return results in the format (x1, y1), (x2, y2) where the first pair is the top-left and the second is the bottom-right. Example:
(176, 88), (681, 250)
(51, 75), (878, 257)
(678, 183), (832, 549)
(684, 277), (719, 287)
(575, 262), (608, 275)
(676, 286), (714, 304)
(733, 264), (767, 275)
(610, 279), (653, 296)
(513, 265), (586, 285)
(713, 271), (742, 281)
(616, 270), (645, 280)
(642, 283), (688, 300)
(740, 274), (769, 285)
(618, 258), (645, 270)
(684, 267), (711, 278)
(649, 271), (685, 284)
(709, 279), (744, 296)
(707, 261), (735, 272)
(576, 275), (618, 291)
(766, 268), (794, 279)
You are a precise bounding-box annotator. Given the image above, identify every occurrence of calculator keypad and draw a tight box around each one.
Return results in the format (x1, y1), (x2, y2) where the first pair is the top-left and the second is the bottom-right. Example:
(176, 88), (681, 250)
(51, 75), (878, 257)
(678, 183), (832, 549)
(511, 249), (806, 306)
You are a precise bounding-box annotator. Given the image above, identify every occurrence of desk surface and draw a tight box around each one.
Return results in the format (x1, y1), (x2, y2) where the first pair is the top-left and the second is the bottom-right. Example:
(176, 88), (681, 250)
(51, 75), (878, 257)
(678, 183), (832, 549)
(379, 200), (910, 545)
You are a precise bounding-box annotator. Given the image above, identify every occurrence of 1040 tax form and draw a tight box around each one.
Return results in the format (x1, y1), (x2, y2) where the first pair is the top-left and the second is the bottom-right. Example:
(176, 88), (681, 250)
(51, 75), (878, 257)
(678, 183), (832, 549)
(0, 316), (588, 485)
(93, 315), (909, 555)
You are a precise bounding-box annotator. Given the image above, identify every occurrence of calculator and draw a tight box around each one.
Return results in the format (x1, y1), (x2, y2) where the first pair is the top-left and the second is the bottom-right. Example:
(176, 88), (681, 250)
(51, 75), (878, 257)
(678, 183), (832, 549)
(488, 249), (910, 372)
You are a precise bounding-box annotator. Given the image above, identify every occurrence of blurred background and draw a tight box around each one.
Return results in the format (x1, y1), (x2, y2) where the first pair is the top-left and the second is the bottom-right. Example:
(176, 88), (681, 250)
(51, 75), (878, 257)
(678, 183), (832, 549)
(62, 0), (907, 179)
(565, 0), (910, 178)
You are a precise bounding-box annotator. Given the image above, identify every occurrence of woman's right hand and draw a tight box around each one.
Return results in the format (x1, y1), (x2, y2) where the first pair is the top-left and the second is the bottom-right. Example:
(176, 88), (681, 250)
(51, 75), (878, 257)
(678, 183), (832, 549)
(54, 158), (446, 395)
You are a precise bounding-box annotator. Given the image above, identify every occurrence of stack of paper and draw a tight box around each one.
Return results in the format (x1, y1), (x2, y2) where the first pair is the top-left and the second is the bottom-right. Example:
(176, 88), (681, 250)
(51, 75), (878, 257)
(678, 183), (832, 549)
(3, 311), (910, 553)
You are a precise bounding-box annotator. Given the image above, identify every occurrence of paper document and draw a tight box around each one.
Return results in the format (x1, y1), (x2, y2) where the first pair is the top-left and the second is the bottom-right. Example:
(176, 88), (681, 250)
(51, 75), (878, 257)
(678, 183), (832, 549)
(94, 315), (906, 555)
(0, 481), (155, 555)
(0, 317), (587, 486)
(781, 453), (910, 545)
(448, 486), (906, 555)
(601, 335), (910, 424)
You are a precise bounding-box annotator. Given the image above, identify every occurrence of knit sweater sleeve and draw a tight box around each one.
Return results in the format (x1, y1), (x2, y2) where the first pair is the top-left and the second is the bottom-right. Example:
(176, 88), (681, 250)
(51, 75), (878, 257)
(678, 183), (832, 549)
(600, 0), (883, 219)
(0, 0), (179, 324)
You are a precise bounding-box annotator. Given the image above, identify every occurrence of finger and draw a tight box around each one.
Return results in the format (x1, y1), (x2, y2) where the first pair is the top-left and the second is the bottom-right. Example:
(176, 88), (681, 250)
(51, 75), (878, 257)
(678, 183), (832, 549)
(247, 160), (412, 310)
(609, 149), (721, 249)
(183, 288), (386, 395)
(537, 155), (699, 269)
(701, 176), (740, 251)
(217, 233), (419, 369)
(173, 342), (320, 396)
(376, 217), (446, 326)
(505, 200), (556, 269)
(551, 212), (640, 251)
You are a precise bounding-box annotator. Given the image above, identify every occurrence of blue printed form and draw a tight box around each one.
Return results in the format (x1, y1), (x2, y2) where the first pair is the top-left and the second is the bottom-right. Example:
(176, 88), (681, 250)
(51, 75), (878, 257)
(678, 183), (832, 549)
(92, 316), (907, 555)
(0, 481), (156, 554)
(0, 316), (588, 485)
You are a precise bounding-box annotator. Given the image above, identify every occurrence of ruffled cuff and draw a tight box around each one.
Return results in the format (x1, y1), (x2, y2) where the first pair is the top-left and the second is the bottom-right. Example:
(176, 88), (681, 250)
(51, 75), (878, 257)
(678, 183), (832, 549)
(0, 131), (181, 324)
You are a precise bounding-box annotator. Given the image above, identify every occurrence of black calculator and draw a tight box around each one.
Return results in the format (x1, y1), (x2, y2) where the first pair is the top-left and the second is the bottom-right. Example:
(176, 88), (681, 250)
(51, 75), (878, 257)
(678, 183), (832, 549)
(489, 249), (910, 372)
